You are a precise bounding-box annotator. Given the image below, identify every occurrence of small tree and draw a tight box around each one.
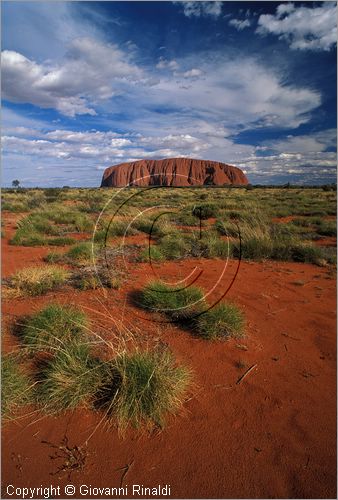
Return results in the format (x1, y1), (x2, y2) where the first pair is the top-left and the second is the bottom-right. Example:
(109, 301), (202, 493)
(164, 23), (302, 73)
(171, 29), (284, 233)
(12, 179), (20, 189)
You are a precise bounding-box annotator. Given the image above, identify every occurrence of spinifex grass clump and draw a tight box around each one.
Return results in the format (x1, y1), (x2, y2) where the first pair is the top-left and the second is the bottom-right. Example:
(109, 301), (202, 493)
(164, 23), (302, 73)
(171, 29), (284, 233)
(36, 340), (103, 412)
(138, 245), (165, 262)
(10, 207), (92, 246)
(66, 242), (93, 262)
(2, 354), (33, 419)
(192, 203), (218, 219)
(139, 281), (205, 320)
(22, 303), (88, 352)
(195, 303), (245, 340)
(10, 265), (70, 296)
(96, 349), (191, 430)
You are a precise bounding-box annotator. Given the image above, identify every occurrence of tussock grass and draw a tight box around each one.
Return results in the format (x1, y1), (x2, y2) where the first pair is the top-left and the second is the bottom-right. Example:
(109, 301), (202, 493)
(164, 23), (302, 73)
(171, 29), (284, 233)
(192, 203), (218, 219)
(10, 265), (70, 296)
(48, 236), (76, 246)
(139, 245), (165, 262)
(195, 303), (245, 340)
(138, 281), (205, 320)
(66, 242), (93, 262)
(21, 303), (88, 352)
(10, 208), (92, 246)
(36, 340), (103, 412)
(2, 354), (33, 419)
(158, 233), (190, 260)
(96, 349), (191, 430)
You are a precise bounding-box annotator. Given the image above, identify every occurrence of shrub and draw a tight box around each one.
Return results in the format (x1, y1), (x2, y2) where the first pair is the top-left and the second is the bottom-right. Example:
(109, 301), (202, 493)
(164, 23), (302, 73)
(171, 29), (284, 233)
(21, 303), (88, 352)
(44, 251), (64, 263)
(10, 265), (70, 296)
(109, 220), (138, 237)
(233, 236), (274, 260)
(36, 340), (102, 412)
(192, 203), (217, 220)
(158, 233), (190, 260)
(2, 354), (32, 419)
(316, 221), (336, 237)
(96, 349), (190, 430)
(10, 231), (46, 246)
(138, 281), (205, 320)
(288, 244), (325, 264)
(48, 237), (76, 246)
(66, 242), (93, 262)
(195, 303), (245, 340)
(2, 202), (30, 212)
(139, 245), (164, 262)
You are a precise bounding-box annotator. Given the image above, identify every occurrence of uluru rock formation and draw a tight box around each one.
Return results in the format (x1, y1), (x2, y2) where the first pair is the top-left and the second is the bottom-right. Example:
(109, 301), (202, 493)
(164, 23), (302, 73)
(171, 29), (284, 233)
(100, 158), (248, 187)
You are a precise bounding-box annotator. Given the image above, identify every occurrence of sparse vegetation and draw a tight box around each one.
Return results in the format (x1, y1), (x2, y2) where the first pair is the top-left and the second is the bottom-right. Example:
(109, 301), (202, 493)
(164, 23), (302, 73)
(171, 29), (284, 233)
(2, 354), (33, 419)
(138, 281), (205, 320)
(9, 265), (70, 296)
(96, 349), (191, 430)
(195, 303), (245, 340)
(36, 340), (102, 412)
(21, 304), (88, 352)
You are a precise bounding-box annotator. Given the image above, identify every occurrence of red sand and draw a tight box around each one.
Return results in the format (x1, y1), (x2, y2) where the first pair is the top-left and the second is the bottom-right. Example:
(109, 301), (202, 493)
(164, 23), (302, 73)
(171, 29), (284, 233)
(1, 213), (337, 499)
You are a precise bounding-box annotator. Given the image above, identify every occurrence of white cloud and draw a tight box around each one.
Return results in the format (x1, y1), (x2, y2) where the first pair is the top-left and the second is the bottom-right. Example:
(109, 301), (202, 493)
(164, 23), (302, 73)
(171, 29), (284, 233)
(2, 122), (336, 186)
(146, 56), (321, 129)
(257, 2), (337, 51)
(182, 68), (204, 78)
(156, 58), (179, 70)
(175, 2), (223, 18)
(1, 37), (143, 116)
(229, 18), (251, 31)
(259, 129), (337, 154)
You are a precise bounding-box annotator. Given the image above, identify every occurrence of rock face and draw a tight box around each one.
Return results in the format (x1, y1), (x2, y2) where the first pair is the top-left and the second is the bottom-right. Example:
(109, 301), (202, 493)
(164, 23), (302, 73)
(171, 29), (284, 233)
(100, 158), (248, 187)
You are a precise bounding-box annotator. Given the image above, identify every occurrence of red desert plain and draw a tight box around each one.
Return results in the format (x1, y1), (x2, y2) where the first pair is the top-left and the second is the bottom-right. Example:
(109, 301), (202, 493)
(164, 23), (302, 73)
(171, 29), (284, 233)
(1, 178), (336, 499)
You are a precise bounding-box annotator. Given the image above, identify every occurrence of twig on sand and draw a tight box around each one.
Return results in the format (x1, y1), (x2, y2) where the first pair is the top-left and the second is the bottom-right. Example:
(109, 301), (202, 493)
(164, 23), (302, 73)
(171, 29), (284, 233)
(281, 332), (300, 341)
(236, 364), (257, 385)
(116, 460), (134, 488)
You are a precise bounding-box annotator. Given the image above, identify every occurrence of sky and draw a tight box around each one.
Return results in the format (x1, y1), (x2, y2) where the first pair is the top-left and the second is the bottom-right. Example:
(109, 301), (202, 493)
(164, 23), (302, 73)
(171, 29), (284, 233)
(1, 1), (337, 187)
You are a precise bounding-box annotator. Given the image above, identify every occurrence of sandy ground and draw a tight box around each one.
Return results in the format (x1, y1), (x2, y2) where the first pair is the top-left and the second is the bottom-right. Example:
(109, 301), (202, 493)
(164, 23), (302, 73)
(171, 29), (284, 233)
(1, 212), (336, 499)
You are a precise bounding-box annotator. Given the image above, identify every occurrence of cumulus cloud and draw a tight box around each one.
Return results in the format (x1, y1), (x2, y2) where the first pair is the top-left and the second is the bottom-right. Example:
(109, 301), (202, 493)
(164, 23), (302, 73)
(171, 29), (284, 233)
(256, 2), (337, 51)
(2, 120), (336, 186)
(181, 68), (204, 78)
(148, 56), (321, 129)
(156, 58), (179, 70)
(175, 1), (223, 18)
(229, 18), (251, 31)
(1, 37), (143, 116)
(258, 129), (337, 154)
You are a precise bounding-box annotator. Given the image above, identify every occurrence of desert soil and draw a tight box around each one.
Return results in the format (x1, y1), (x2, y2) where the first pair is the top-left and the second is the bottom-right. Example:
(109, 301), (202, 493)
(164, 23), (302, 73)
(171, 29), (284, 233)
(1, 212), (336, 499)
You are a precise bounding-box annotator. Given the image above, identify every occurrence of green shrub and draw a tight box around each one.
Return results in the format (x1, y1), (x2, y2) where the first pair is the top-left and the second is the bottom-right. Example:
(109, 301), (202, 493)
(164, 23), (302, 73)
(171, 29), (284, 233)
(192, 203), (217, 220)
(96, 349), (190, 430)
(108, 220), (138, 237)
(66, 242), (93, 262)
(10, 231), (46, 246)
(316, 221), (336, 237)
(139, 245), (164, 262)
(158, 233), (190, 260)
(48, 237), (76, 246)
(22, 303), (88, 352)
(44, 252), (64, 263)
(195, 303), (245, 340)
(2, 202), (29, 212)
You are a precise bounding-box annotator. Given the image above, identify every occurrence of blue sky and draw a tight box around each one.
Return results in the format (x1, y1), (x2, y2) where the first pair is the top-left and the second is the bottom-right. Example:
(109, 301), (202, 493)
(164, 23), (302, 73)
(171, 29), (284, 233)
(2, 1), (337, 186)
